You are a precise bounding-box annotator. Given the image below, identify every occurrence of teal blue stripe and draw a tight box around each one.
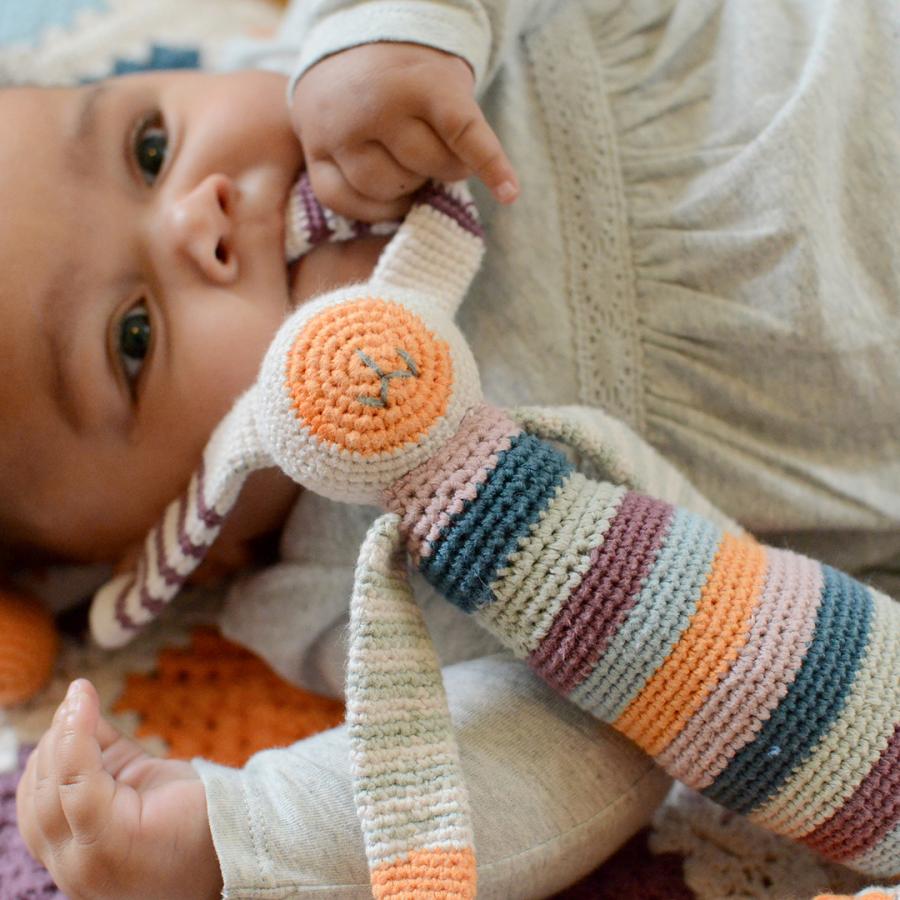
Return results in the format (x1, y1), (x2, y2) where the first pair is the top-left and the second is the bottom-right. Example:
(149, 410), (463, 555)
(704, 565), (873, 813)
(572, 508), (721, 721)
(419, 433), (572, 612)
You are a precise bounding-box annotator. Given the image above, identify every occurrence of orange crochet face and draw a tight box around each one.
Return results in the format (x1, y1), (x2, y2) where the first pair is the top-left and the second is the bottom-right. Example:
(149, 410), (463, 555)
(286, 298), (453, 455)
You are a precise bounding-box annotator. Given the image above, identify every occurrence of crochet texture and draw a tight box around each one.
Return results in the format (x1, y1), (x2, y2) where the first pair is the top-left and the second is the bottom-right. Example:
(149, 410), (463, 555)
(89, 176), (900, 898)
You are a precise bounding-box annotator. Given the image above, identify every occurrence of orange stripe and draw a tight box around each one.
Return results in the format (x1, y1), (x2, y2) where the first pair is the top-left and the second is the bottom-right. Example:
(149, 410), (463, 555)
(814, 894), (896, 900)
(614, 534), (767, 756)
(371, 847), (477, 899)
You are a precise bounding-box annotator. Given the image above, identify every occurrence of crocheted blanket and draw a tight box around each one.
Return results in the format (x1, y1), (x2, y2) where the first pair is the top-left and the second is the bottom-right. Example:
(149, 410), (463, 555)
(0, 593), (887, 899)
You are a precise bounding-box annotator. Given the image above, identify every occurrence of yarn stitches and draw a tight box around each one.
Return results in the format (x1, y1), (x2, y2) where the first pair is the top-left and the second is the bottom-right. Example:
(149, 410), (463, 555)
(90, 176), (899, 898)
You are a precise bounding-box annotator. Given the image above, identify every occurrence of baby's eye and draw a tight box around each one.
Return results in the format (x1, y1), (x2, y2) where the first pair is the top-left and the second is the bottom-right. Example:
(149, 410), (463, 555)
(133, 112), (168, 185)
(118, 303), (152, 390)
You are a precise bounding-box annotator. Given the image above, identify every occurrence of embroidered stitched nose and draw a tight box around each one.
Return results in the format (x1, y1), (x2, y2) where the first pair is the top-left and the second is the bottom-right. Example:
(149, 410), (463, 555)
(285, 297), (453, 454)
(356, 348), (419, 408)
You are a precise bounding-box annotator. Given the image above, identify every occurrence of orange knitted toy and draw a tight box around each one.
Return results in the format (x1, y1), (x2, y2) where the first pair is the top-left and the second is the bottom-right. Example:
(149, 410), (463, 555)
(0, 588), (59, 707)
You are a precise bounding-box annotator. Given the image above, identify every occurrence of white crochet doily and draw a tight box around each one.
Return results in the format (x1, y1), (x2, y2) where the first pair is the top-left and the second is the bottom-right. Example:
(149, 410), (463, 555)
(651, 783), (890, 900)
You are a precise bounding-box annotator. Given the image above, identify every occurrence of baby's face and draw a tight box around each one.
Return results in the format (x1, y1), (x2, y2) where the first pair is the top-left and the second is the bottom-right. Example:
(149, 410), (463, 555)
(0, 71), (377, 563)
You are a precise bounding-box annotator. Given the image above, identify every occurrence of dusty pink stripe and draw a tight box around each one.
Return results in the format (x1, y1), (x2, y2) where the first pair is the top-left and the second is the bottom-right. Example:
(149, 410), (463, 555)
(657, 549), (823, 788)
(528, 492), (673, 694)
(383, 404), (520, 562)
(802, 723), (900, 861)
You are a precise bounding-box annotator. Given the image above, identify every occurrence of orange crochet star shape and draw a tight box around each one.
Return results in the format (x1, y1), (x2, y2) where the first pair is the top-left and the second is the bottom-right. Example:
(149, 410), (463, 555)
(114, 627), (345, 767)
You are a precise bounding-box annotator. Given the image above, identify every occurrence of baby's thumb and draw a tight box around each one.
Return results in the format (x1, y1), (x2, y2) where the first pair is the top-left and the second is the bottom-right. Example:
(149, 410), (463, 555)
(55, 680), (116, 839)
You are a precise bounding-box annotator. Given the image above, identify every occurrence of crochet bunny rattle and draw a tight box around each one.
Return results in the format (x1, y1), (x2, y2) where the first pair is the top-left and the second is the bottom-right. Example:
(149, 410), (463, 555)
(90, 178), (899, 898)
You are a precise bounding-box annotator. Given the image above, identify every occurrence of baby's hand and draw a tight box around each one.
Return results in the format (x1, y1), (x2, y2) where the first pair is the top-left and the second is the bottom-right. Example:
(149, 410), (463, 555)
(16, 679), (223, 900)
(292, 41), (519, 221)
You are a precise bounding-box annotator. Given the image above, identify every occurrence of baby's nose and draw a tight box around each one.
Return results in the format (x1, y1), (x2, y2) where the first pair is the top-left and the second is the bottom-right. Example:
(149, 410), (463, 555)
(167, 174), (238, 283)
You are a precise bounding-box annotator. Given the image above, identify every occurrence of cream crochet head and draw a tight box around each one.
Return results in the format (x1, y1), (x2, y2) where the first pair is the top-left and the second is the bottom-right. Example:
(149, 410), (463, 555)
(90, 177), (485, 645)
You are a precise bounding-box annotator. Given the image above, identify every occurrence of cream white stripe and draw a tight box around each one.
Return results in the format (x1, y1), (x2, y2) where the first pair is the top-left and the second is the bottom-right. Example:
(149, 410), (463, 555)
(476, 472), (625, 656)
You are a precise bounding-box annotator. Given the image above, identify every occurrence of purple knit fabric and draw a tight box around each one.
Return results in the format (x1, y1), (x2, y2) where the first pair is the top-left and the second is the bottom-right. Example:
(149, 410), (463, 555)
(529, 492), (673, 693)
(0, 744), (65, 898)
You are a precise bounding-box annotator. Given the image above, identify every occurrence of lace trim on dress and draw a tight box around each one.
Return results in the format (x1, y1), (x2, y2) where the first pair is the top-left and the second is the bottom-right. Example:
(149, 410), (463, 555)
(525, 6), (646, 432)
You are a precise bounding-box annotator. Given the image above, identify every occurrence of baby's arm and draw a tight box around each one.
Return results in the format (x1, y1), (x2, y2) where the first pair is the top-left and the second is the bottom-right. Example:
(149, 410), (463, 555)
(192, 653), (669, 898)
(19, 662), (669, 899)
(16, 680), (222, 900)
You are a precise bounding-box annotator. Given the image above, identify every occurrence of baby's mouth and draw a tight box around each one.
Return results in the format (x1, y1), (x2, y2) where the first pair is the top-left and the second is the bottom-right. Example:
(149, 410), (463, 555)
(286, 256), (304, 306)
(283, 169), (307, 308)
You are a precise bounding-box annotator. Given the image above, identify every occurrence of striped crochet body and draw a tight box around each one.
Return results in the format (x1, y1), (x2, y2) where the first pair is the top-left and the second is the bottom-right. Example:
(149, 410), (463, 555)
(385, 403), (900, 880)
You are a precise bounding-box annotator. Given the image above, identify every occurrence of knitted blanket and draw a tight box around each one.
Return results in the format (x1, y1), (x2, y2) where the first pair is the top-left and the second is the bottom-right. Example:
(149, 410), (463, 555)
(0, 598), (886, 899)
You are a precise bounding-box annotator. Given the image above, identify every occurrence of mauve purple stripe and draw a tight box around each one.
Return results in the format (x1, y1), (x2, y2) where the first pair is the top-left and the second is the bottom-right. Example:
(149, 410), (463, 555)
(417, 183), (484, 238)
(801, 722), (900, 861)
(114, 553), (166, 628)
(113, 576), (137, 631)
(154, 511), (186, 587)
(299, 174), (332, 246)
(529, 492), (674, 694)
(137, 578), (167, 616)
(175, 488), (207, 561)
(194, 462), (225, 529)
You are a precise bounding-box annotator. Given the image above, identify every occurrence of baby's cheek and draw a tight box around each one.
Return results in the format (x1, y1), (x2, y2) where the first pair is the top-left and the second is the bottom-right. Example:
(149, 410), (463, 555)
(207, 468), (300, 570)
(290, 236), (389, 306)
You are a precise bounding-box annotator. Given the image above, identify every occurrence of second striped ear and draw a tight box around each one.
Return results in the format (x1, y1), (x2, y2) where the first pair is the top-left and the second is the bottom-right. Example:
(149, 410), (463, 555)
(89, 389), (271, 648)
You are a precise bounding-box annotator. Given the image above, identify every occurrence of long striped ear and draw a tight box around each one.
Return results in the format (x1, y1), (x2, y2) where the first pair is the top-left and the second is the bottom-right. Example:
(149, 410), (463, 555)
(89, 390), (271, 648)
(348, 514), (477, 900)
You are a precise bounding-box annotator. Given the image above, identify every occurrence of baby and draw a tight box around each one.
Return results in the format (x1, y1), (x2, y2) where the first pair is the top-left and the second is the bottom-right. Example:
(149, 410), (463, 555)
(8, 0), (900, 896)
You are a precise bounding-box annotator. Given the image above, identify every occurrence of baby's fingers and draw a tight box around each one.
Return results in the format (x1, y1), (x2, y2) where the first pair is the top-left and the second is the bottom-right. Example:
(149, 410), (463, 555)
(16, 741), (54, 861)
(432, 99), (519, 203)
(389, 119), (471, 182)
(333, 142), (426, 204)
(28, 693), (77, 848)
(307, 157), (413, 223)
(53, 679), (116, 845)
